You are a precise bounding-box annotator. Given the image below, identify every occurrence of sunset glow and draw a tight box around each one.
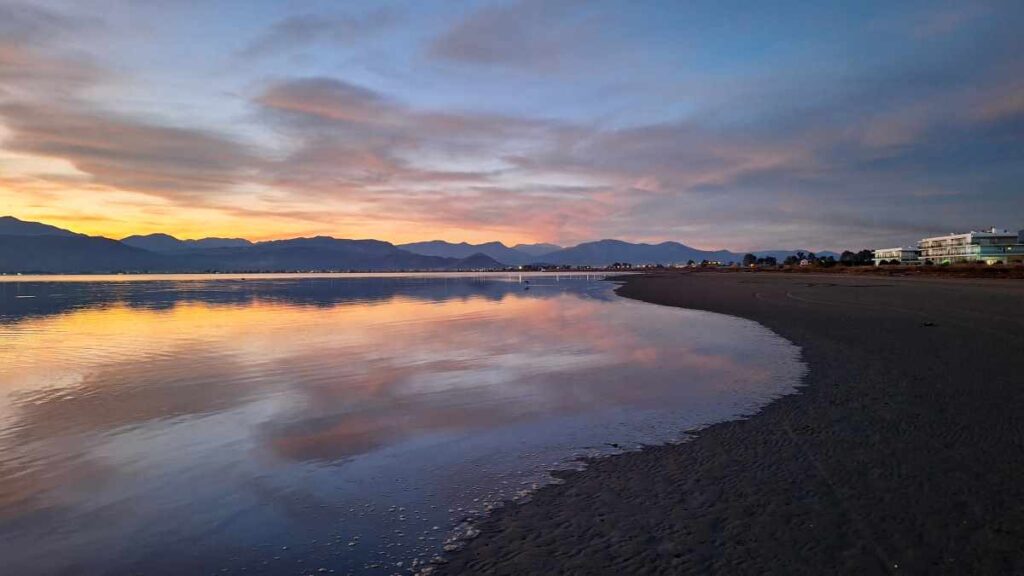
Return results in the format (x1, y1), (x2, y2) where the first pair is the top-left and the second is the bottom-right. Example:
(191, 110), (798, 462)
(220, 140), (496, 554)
(1, 1), (1022, 250)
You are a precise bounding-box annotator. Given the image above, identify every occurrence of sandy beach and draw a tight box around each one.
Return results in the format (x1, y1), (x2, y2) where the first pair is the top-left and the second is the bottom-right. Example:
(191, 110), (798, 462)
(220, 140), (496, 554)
(436, 271), (1024, 575)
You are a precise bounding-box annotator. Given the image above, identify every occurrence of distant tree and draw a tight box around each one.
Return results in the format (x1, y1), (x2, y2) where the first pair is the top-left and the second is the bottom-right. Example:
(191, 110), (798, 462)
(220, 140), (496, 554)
(820, 255), (838, 267)
(686, 259), (695, 266)
(757, 255), (778, 267)
(838, 249), (875, 266)
(742, 253), (757, 267)
(699, 259), (710, 268)
(795, 251), (807, 262)
(784, 255), (800, 266)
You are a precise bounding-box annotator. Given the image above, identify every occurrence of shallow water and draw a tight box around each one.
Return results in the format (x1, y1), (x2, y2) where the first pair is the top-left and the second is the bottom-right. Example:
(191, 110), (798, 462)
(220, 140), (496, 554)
(0, 274), (803, 575)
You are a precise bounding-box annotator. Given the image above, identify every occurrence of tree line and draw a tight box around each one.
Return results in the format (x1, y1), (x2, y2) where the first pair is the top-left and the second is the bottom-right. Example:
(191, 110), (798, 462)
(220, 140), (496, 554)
(741, 249), (874, 268)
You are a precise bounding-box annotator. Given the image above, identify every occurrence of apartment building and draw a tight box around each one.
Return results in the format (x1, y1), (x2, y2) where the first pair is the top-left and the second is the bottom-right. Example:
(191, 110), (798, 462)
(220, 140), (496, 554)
(872, 247), (921, 266)
(873, 228), (1024, 265)
(917, 228), (1024, 265)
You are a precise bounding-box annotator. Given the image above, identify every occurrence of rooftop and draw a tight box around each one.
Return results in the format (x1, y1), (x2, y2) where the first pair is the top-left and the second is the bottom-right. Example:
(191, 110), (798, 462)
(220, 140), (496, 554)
(921, 227), (1017, 240)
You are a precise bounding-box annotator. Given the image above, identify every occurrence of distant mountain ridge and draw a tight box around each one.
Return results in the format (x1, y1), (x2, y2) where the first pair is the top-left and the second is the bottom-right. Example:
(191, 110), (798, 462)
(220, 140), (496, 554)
(122, 233), (252, 253)
(448, 253), (505, 269)
(537, 239), (726, 266)
(534, 240), (839, 266)
(0, 216), (839, 273)
(0, 218), (505, 273)
(0, 216), (80, 237)
(512, 243), (562, 256)
(398, 240), (535, 265)
(0, 235), (166, 273)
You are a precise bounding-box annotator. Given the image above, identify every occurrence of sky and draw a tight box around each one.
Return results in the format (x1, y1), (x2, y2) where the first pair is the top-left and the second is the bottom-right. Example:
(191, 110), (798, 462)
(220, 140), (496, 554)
(0, 0), (1022, 251)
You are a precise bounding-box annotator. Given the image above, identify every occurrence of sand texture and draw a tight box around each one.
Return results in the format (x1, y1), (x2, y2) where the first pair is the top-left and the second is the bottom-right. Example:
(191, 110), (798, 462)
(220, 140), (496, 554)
(435, 272), (1024, 575)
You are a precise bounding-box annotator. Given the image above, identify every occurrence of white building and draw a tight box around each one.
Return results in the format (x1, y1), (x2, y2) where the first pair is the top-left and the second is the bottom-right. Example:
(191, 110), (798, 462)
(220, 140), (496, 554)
(917, 228), (1024, 265)
(872, 247), (922, 266)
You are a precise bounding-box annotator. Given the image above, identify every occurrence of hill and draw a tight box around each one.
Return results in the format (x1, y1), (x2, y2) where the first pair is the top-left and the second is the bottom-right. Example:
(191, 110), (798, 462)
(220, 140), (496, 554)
(0, 216), (79, 237)
(511, 243), (562, 257)
(0, 235), (169, 273)
(178, 237), (459, 272)
(539, 239), (727, 266)
(0, 216), (840, 272)
(0, 219), (463, 273)
(122, 233), (252, 253)
(447, 253), (505, 270)
(540, 240), (838, 266)
(399, 240), (530, 265)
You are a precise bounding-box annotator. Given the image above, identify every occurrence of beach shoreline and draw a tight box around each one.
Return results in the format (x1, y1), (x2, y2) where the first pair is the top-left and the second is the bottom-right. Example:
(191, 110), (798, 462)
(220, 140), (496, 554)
(435, 271), (1024, 575)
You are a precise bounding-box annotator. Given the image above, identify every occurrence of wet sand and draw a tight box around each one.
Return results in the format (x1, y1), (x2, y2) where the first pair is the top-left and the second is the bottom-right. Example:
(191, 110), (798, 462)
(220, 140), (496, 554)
(436, 272), (1024, 575)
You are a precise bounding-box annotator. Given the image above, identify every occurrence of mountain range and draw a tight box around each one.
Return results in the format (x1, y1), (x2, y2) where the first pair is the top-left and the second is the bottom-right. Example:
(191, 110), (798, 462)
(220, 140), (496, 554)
(402, 238), (836, 266)
(122, 233), (253, 252)
(398, 240), (537, 265)
(511, 243), (563, 256)
(0, 216), (836, 273)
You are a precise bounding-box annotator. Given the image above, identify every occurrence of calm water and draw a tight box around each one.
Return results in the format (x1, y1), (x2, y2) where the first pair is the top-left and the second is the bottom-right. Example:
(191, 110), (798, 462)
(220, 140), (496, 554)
(0, 274), (803, 575)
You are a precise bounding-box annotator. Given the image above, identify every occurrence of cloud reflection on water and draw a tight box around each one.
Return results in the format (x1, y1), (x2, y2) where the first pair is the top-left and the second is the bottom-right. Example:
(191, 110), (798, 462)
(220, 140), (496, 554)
(0, 275), (802, 575)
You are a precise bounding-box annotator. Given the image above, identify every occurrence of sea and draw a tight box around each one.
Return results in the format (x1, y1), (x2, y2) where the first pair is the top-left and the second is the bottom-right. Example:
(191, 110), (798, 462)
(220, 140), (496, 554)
(0, 273), (803, 575)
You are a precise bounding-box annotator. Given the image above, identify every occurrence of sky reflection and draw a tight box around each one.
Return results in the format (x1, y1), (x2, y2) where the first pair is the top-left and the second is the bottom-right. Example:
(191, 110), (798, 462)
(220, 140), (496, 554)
(0, 275), (802, 575)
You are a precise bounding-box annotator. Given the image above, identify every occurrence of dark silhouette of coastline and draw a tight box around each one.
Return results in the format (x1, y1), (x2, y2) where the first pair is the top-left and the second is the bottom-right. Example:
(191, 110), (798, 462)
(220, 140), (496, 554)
(0, 216), (835, 273)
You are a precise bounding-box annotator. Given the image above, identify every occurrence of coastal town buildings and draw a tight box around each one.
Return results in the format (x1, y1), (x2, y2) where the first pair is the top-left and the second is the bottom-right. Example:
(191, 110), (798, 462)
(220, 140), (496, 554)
(918, 228), (1024, 265)
(872, 247), (922, 266)
(875, 228), (1024, 265)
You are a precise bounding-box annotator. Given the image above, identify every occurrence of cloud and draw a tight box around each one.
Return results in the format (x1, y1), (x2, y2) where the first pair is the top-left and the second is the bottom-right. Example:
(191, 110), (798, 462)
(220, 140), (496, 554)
(248, 76), (630, 240)
(428, 0), (595, 71)
(0, 3), (262, 204)
(0, 2), (81, 44)
(254, 76), (574, 189)
(0, 4), (104, 98)
(0, 45), (100, 100)
(911, 5), (986, 38)
(247, 75), (853, 244)
(240, 9), (397, 59)
(2, 2), (1023, 249)
(258, 77), (394, 124)
(253, 69), (1007, 248)
(972, 83), (1024, 123)
(384, 184), (619, 242)
(0, 101), (261, 198)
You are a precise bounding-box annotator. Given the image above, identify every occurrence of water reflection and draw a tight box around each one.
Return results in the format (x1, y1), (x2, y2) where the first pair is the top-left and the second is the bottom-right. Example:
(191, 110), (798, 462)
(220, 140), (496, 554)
(0, 275), (803, 575)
